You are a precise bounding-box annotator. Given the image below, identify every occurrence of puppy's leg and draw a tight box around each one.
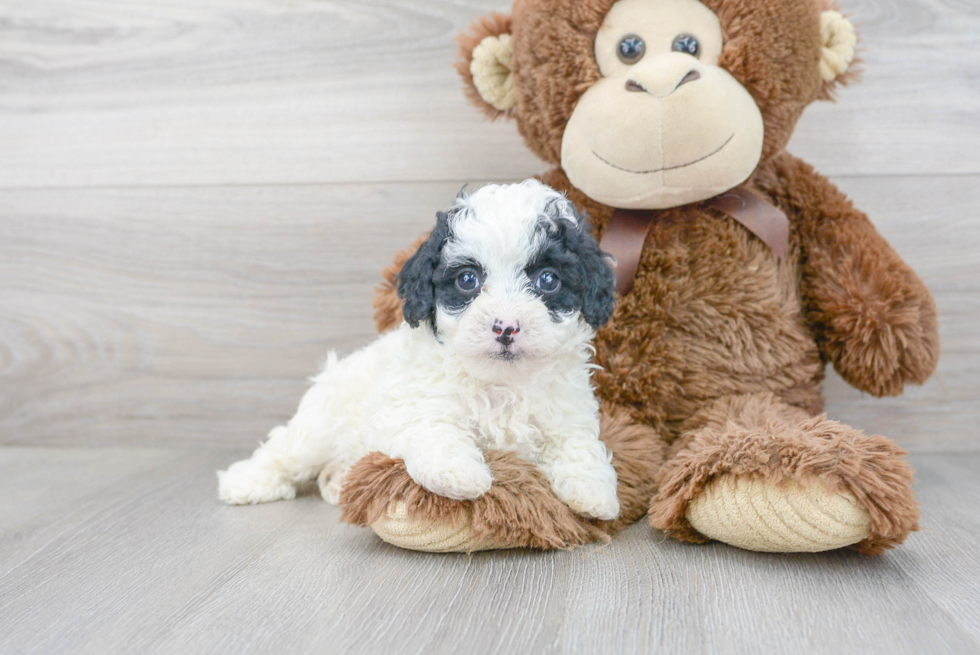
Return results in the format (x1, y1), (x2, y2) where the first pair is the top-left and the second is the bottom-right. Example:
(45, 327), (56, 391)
(539, 432), (620, 521)
(317, 465), (352, 506)
(390, 425), (493, 501)
(217, 402), (336, 505)
(218, 352), (369, 505)
(218, 425), (302, 505)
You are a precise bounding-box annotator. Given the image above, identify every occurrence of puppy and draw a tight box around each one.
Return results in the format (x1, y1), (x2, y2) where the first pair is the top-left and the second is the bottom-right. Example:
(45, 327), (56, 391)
(217, 180), (620, 520)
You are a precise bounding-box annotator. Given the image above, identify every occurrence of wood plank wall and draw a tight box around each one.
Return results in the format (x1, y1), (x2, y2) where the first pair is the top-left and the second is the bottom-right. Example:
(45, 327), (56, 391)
(1, 0), (978, 451)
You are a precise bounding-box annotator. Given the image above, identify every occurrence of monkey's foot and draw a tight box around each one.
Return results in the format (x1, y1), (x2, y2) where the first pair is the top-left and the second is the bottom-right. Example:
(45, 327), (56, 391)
(370, 502), (497, 553)
(339, 452), (609, 553)
(685, 475), (871, 553)
(342, 405), (666, 552)
(649, 400), (919, 555)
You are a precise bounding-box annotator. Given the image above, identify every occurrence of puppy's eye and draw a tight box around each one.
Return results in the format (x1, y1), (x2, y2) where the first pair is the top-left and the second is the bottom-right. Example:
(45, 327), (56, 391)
(455, 269), (481, 294)
(535, 270), (561, 294)
(671, 34), (700, 58)
(617, 34), (646, 65)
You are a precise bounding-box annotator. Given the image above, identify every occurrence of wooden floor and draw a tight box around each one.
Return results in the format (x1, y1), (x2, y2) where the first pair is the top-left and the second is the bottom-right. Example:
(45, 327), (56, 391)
(2, 447), (979, 654)
(1, 0), (979, 653)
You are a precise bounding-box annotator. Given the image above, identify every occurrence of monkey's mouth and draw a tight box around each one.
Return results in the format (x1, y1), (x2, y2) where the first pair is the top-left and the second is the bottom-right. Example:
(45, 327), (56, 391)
(592, 133), (734, 175)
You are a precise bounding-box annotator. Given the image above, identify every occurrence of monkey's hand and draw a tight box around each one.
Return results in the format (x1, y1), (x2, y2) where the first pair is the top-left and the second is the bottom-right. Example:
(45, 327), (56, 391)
(776, 154), (940, 397)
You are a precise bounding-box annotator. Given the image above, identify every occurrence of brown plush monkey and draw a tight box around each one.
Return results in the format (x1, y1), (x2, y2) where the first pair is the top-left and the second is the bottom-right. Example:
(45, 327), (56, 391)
(341, 0), (938, 554)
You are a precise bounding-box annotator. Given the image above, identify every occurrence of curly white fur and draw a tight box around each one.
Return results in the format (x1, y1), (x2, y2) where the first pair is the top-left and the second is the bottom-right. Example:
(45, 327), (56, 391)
(217, 181), (620, 520)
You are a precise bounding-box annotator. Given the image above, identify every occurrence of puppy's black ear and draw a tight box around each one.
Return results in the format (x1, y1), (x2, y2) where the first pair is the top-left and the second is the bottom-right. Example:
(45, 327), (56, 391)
(576, 220), (617, 329)
(556, 202), (616, 330)
(397, 212), (452, 328)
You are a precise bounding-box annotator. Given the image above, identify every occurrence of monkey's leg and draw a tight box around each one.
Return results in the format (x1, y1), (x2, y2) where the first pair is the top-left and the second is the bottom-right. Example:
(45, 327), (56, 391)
(648, 393), (919, 554)
(339, 404), (666, 552)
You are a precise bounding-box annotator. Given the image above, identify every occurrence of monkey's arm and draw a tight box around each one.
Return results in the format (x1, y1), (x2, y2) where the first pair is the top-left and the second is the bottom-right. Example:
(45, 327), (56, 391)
(769, 153), (939, 397)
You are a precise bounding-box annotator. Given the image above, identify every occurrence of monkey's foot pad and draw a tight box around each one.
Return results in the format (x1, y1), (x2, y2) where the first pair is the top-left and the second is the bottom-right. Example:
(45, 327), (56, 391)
(371, 502), (498, 553)
(686, 475), (872, 553)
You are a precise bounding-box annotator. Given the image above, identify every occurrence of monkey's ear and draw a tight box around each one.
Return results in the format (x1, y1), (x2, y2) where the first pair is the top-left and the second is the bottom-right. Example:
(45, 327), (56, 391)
(818, 10), (859, 98)
(455, 13), (515, 119)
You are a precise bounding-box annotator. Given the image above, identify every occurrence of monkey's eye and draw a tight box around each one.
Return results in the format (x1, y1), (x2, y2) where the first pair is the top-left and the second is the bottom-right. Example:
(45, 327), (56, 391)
(617, 35), (646, 65)
(535, 270), (561, 294)
(455, 269), (482, 294)
(672, 34), (700, 58)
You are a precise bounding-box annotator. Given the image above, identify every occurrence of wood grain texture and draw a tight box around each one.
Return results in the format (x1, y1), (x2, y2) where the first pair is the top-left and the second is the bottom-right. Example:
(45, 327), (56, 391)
(0, 446), (977, 655)
(0, 0), (979, 190)
(0, 182), (451, 446)
(1, 0), (977, 650)
(1, 176), (977, 450)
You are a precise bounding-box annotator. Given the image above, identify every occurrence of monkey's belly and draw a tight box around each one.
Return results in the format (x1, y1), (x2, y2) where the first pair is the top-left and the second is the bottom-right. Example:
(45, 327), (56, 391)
(592, 215), (823, 436)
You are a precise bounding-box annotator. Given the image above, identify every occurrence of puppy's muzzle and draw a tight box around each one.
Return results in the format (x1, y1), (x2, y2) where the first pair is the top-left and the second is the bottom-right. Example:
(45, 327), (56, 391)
(492, 319), (521, 347)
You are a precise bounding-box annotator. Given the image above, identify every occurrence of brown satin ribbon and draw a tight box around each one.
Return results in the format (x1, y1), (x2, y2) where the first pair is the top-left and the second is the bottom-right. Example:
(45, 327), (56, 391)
(599, 209), (654, 296)
(599, 188), (789, 296)
(706, 189), (789, 260)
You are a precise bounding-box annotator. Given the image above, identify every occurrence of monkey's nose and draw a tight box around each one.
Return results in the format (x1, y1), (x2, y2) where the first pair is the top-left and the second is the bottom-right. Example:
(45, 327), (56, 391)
(675, 69), (701, 88)
(625, 69), (700, 94)
(492, 319), (521, 346)
(624, 53), (704, 98)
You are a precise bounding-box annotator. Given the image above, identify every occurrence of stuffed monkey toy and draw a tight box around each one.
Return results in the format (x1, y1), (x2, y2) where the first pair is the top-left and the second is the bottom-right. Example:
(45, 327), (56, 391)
(340, 0), (939, 555)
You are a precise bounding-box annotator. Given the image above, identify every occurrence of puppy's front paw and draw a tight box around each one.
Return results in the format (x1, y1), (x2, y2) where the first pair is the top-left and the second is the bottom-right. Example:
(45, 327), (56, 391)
(408, 457), (493, 501)
(317, 467), (348, 506)
(551, 476), (620, 521)
(217, 457), (296, 505)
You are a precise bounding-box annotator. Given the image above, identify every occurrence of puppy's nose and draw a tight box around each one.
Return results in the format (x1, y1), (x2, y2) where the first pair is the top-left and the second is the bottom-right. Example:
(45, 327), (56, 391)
(492, 319), (521, 346)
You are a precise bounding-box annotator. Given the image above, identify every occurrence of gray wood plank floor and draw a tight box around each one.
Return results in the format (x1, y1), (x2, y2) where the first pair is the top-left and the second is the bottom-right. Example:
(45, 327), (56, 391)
(1, 447), (978, 655)
(2, 0), (979, 652)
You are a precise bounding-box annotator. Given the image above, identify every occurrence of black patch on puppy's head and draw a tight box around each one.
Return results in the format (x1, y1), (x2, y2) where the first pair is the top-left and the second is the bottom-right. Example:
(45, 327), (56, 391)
(397, 211), (453, 329)
(525, 200), (617, 330)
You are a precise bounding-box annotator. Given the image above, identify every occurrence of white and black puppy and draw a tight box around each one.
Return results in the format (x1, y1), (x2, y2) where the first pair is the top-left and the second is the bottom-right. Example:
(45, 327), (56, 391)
(217, 180), (620, 519)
